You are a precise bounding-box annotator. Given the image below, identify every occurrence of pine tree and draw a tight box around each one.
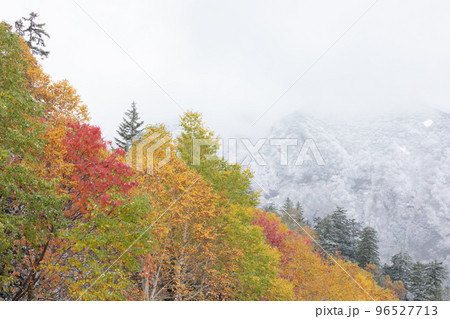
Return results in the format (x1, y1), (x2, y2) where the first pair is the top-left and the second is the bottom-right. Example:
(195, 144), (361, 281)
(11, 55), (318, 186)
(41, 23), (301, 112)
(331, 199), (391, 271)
(443, 286), (450, 301)
(313, 207), (358, 261)
(263, 202), (277, 213)
(329, 207), (354, 260)
(281, 199), (304, 231)
(313, 215), (336, 254)
(356, 227), (380, 268)
(115, 101), (144, 151)
(349, 218), (361, 261)
(383, 252), (412, 294)
(294, 201), (305, 225)
(15, 12), (50, 58)
(282, 197), (293, 212)
(425, 260), (447, 301)
(409, 262), (429, 301)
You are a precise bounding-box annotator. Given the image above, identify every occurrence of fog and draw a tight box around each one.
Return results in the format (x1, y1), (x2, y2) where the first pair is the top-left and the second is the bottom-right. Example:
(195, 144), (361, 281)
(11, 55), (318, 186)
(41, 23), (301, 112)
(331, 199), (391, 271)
(2, 0), (450, 141)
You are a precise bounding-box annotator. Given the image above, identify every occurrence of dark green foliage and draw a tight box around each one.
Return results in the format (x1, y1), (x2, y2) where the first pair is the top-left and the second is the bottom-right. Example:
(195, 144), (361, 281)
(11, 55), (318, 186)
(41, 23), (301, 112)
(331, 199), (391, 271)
(263, 202), (277, 213)
(424, 260), (447, 301)
(383, 253), (447, 301)
(282, 197), (293, 211)
(383, 252), (412, 290)
(115, 101), (144, 151)
(314, 207), (357, 261)
(14, 12), (50, 58)
(281, 199), (305, 231)
(356, 226), (380, 268)
(409, 262), (429, 301)
(349, 218), (361, 261)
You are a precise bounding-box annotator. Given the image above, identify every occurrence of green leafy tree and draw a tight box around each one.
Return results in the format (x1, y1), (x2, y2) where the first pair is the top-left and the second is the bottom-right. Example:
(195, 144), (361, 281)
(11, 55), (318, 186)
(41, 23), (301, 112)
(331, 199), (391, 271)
(0, 23), (64, 299)
(115, 101), (144, 151)
(177, 111), (258, 207)
(356, 227), (380, 268)
(14, 12), (50, 58)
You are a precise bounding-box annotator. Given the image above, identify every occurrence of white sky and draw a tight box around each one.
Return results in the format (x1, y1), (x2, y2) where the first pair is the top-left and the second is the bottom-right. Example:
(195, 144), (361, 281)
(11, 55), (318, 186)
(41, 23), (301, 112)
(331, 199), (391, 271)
(2, 0), (450, 142)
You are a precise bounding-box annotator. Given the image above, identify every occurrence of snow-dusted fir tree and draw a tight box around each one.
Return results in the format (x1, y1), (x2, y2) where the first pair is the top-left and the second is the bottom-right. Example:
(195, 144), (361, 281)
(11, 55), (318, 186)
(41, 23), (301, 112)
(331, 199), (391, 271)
(409, 262), (429, 300)
(314, 207), (359, 261)
(329, 207), (354, 260)
(115, 102), (144, 151)
(425, 260), (447, 300)
(383, 252), (412, 292)
(349, 218), (362, 261)
(356, 226), (380, 268)
(281, 198), (305, 231)
(282, 197), (293, 212)
(314, 215), (335, 253)
(294, 201), (305, 225)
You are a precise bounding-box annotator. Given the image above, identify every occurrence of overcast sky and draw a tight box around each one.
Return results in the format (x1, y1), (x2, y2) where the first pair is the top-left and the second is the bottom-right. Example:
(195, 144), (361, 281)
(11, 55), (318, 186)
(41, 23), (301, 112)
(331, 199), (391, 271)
(2, 0), (450, 142)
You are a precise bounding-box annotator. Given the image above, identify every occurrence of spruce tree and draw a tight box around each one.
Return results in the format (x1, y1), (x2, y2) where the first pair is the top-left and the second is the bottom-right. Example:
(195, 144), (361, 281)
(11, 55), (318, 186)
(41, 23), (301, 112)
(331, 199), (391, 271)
(383, 252), (412, 292)
(313, 215), (336, 254)
(349, 218), (362, 261)
(313, 207), (358, 261)
(329, 207), (354, 260)
(15, 12), (50, 58)
(409, 262), (429, 300)
(443, 286), (450, 301)
(263, 203), (277, 213)
(282, 197), (293, 212)
(425, 260), (447, 300)
(356, 226), (380, 268)
(294, 201), (305, 225)
(281, 199), (305, 231)
(115, 101), (144, 151)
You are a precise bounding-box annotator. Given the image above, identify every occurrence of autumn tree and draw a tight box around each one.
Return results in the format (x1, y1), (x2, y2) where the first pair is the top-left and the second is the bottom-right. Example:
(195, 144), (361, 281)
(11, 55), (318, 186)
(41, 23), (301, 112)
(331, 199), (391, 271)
(130, 125), (285, 300)
(0, 23), (64, 300)
(1, 24), (148, 300)
(253, 210), (396, 301)
(177, 111), (258, 207)
(382, 275), (407, 300)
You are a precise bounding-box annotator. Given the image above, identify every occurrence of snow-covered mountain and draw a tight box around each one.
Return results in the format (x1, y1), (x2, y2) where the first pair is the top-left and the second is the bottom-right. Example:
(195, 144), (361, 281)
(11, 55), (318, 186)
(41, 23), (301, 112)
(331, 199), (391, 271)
(247, 110), (450, 272)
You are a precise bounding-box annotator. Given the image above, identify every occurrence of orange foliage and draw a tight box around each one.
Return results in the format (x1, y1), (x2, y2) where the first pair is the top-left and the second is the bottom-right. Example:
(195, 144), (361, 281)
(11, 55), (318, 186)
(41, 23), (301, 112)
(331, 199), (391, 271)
(253, 210), (396, 300)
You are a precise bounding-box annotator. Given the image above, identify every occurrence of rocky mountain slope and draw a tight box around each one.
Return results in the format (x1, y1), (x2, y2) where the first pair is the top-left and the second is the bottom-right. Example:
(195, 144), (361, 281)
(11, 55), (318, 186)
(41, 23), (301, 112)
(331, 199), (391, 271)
(248, 110), (450, 272)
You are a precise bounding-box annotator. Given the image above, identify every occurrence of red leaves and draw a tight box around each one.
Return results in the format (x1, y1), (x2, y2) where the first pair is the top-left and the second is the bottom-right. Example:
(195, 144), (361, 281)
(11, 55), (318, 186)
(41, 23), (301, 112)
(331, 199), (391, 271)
(62, 120), (137, 218)
(253, 210), (288, 247)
